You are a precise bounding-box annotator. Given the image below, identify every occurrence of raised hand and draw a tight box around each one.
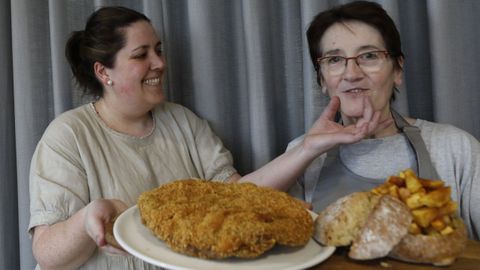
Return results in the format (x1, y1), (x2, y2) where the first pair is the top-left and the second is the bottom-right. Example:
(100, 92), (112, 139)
(302, 96), (391, 157)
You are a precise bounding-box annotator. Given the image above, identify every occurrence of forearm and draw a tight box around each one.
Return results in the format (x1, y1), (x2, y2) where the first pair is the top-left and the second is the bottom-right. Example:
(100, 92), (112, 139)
(33, 207), (97, 270)
(238, 142), (317, 191)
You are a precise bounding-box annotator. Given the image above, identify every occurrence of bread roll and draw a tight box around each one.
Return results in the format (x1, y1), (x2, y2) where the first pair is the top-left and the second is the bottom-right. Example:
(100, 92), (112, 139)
(314, 192), (381, 246)
(349, 195), (412, 259)
(315, 192), (412, 260)
(389, 217), (467, 266)
(315, 168), (468, 265)
(314, 190), (466, 265)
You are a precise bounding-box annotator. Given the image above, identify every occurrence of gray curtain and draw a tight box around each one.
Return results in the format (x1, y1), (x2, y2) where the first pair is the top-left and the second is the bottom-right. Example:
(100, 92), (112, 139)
(1, 0), (479, 269)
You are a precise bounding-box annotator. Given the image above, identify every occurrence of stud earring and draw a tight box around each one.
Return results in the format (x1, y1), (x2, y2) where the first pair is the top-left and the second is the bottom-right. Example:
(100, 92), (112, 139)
(107, 79), (113, 86)
(321, 86), (327, 94)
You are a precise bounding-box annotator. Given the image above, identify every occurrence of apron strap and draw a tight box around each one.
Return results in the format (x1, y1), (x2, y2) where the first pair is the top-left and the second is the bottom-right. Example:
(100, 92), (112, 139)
(391, 109), (440, 180)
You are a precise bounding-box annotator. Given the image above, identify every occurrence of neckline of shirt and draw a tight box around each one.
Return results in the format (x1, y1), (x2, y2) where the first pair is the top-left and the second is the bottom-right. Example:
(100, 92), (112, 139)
(88, 102), (157, 144)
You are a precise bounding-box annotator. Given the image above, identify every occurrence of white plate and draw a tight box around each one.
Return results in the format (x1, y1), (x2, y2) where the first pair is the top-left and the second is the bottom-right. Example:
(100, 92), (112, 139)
(114, 205), (335, 270)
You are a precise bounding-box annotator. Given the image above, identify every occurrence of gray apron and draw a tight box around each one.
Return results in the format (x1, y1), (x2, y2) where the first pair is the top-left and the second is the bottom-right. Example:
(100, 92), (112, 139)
(305, 110), (440, 212)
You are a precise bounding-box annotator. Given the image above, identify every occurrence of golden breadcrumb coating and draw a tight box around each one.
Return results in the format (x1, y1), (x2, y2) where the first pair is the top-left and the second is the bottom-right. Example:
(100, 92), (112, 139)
(137, 179), (313, 259)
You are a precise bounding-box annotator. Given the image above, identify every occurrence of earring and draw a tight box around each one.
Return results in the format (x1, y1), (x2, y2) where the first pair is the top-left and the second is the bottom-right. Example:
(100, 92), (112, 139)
(107, 79), (113, 86)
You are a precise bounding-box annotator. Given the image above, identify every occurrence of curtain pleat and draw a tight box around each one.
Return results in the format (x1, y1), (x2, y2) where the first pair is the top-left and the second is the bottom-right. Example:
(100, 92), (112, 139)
(49, 0), (73, 115)
(0, 0), (19, 269)
(11, 1), (52, 269)
(428, 0), (480, 135)
(1, 0), (479, 269)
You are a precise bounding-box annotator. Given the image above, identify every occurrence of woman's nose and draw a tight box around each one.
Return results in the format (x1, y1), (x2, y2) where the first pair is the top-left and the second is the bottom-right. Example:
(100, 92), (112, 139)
(151, 53), (166, 70)
(342, 59), (364, 81)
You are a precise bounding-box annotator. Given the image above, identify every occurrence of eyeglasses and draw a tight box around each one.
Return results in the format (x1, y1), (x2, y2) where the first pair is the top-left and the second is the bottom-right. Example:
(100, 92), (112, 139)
(317, 50), (390, 76)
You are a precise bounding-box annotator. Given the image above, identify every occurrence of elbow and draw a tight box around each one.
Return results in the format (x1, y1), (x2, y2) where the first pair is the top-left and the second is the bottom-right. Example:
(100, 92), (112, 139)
(33, 245), (77, 270)
(32, 242), (55, 270)
(32, 231), (54, 270)
(31, 227), (70, 270)
(32, 227), (47, 267)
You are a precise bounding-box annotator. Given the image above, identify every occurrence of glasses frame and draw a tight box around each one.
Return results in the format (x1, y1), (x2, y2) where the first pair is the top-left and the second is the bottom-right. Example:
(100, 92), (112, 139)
(316, 50), (390, 76)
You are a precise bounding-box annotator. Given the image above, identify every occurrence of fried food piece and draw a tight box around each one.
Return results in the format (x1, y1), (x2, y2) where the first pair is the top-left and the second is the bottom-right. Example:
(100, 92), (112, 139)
(138, 179), (313, 259)
(372, 169), (461, 236)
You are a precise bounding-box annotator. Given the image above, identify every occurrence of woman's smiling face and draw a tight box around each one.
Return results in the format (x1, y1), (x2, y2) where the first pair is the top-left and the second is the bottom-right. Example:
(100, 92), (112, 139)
(105, 20), (166, 112)
(319, 21), (403, 120)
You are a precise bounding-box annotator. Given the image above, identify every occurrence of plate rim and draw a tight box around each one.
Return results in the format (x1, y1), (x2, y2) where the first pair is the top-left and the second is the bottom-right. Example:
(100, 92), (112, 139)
(114, 205), (335, 270)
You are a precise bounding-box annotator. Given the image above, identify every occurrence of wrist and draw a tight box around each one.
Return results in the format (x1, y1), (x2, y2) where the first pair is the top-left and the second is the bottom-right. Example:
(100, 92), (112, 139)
(300, 134), (329, 161)
(297, 138), (321, 162)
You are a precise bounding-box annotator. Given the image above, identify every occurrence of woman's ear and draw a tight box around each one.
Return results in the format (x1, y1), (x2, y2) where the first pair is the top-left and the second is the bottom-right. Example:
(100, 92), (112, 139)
(394, 56), (404, 87)
(93, 62), (111, 86)
(320, 76), (328, 94)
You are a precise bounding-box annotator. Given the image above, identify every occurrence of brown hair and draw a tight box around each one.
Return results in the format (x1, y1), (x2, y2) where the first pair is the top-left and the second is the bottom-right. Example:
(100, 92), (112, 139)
(65, 6), (150, 97)
(307, 0), (404, 97)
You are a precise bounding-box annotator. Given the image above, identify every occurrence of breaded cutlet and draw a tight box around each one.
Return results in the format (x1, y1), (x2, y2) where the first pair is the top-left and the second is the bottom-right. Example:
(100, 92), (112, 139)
(137, 179), (313, 259)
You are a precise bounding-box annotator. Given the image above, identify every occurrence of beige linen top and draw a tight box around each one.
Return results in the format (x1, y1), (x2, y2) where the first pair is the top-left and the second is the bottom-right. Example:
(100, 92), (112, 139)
(29, 102), (237, 270)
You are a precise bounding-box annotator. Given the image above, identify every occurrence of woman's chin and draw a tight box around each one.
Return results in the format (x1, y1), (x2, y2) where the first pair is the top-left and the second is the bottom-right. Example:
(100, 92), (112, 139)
(150, 92), (166, 105)
(341, 108), (364, 119)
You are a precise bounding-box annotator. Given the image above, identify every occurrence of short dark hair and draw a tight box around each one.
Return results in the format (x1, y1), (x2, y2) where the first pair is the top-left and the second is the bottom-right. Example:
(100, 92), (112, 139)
(307, 1), (404, 94)
(65, 6), (150, 97)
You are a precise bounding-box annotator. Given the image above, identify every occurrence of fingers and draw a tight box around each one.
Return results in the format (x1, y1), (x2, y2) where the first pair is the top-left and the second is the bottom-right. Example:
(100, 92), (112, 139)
(316, 123), (367, 146)
(84, 199), (127, 248)
(344, 123), (369, 143)
(85, 211), (107, 247)
(377, 116), (394, 131)
(308, 96), (341, 133)
(321, 96), (341, 121)
(353, 97), (395, 136)
(103, 220), (128, 255)
(109, 199), (129, 213)
(104, 219), (119, 247)
(101, 245), (129, 255)
(355, 97), (373, 128)
(366, 111), (381, 134)
(362, 96), (374, 124)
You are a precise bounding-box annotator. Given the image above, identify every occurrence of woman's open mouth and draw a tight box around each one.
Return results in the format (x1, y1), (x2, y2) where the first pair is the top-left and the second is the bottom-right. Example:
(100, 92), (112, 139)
(344, 88), (368, 93)
(143, 77), (161, 86)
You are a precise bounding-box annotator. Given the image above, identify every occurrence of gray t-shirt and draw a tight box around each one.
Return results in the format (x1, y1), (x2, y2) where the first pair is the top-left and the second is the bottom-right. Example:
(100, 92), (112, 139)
(29, 102), (237, 269)
(287, 119), (480, 239)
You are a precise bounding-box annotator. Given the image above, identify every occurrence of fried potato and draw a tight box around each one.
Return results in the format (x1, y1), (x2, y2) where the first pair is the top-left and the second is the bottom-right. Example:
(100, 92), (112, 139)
(398, 187), (411, 202)
(405, 192), (423, 209)
(137, 179), (313, 259)
(408, 222), (421, 235)
(418, 187), (451, 208)
(430, 218), (446, 231)
(373, 169), (461, 236)
(405, 171), (423, 193)
(438, 201), (458, 216)
(387, 175), (405, 186)
(419, 179), (444, 189)
(411, 207), (438, 228)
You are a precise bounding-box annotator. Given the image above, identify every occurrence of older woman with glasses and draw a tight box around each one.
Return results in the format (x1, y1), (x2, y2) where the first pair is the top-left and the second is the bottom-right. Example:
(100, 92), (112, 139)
(286, 0), (480, 240)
